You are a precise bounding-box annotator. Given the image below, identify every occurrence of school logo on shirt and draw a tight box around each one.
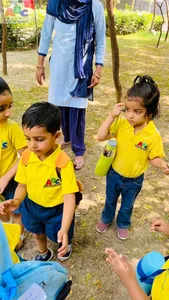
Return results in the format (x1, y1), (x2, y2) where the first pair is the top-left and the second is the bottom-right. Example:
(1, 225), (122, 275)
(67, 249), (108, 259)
(135, 141), (148, 151)
(44, 177), (61, 188)
(1, 141), (8, 149)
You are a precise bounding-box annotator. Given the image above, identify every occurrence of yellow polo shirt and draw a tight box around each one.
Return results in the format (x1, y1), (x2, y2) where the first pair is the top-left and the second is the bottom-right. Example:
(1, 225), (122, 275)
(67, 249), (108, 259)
(110, 118), (165, 178)
(15, 145), (78, 207)
(0, 120), (27, 177)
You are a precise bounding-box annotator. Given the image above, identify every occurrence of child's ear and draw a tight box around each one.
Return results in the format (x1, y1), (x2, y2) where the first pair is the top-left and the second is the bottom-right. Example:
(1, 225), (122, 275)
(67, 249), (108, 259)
(55, 131), (61, 139)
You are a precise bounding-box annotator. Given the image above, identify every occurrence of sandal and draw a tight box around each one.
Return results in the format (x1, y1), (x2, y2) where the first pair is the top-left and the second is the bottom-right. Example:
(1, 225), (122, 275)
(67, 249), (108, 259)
(74, 156), (85, 170)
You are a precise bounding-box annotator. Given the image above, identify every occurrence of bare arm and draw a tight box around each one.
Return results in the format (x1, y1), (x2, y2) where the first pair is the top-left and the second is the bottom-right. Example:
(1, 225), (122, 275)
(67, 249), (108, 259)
(149, 157), (169, 174)
(36, 55), (46, 85)
(97, 103), (124, 141)
(0, 147), (27, 194)
(0, 183), (27, 215)
(105, 248), (149, 300)
(57, 194), (75, 256)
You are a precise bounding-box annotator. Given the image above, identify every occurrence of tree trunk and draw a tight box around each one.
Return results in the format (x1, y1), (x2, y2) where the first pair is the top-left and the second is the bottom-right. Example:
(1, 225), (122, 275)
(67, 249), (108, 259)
(131, 0), (136, 11)
(164, 0), (169, 41)
(149, 0), (156, 32)
(0, 0), (7, 75)
(156, 1), (164, 47)
(106, 0), (122, 102)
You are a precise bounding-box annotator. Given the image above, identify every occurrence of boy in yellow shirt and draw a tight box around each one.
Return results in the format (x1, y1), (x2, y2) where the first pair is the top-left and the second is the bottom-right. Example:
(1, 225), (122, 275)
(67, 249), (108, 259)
(0, 77), (27, 249)
(0, 102), (79, 261)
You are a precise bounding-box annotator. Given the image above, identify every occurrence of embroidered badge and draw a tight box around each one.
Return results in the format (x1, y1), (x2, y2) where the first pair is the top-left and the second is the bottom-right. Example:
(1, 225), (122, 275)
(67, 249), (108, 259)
(135, 141), (148, 151)
(1, 141), (8, 149)
(44, 177), (61, 188)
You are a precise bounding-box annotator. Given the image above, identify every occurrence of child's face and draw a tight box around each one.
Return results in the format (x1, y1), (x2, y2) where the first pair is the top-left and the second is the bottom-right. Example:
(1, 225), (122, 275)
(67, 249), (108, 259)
(124, 97), (147, 127)
(23, 126), (58, 160)
(0, 92), (12, 123)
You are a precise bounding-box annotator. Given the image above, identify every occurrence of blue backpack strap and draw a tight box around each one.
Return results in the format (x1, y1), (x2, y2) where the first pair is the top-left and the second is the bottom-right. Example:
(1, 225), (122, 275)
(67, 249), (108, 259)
(138, 256), (169, 283)
(0, 270), (17, 299)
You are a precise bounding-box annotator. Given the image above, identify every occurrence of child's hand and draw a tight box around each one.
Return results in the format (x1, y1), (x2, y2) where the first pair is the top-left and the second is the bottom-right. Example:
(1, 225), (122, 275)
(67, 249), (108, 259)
(151, 218), (169, 235)
(109, 103), (125, 119)
(57, 230), (68, 257)
(105, 248), (135, 284)
(161, 161), (169, 175)
(0, 199), (19, 215)
(0, 175), (10, 194)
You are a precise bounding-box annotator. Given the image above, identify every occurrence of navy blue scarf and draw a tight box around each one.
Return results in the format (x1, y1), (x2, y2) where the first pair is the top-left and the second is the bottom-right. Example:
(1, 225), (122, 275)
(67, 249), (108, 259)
(47, 0), (95, 98)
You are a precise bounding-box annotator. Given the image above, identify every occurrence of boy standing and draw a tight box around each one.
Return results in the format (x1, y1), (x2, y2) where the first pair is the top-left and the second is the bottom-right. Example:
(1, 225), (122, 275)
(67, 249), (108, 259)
(0, 102), (79, 261)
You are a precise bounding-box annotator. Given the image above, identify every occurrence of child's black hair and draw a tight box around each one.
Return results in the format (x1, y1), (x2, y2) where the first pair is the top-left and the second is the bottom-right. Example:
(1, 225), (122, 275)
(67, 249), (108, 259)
(127, 75), (160, 119)
(22, 102), (61, 134)
(0, 77), (12, 95)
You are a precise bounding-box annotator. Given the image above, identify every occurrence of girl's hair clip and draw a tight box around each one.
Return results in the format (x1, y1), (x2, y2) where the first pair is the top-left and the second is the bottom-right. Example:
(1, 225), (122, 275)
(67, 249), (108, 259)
(134, 75), (158, 88)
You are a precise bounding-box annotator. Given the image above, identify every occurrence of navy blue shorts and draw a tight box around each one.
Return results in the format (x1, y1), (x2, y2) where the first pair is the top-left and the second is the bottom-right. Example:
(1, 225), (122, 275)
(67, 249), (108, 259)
(3, 178), (23, 215)
(22, 197), (74, 244)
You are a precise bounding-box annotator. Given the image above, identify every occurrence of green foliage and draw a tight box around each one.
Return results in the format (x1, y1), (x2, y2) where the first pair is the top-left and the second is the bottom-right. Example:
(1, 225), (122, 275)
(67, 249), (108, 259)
(152, 16), (163, 31)
(105, 10), (162, 36)
(0, 9), (45, 50)
(0, 8), (163, 51)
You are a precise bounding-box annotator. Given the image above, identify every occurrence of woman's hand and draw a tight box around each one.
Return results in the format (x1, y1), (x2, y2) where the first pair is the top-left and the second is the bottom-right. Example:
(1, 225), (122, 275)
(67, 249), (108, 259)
(36, 67), (45, 85)
(88, 73), (100, 88)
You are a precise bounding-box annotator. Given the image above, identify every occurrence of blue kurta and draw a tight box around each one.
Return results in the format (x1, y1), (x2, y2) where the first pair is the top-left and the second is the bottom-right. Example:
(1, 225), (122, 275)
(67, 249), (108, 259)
(38, 0), (106, 109)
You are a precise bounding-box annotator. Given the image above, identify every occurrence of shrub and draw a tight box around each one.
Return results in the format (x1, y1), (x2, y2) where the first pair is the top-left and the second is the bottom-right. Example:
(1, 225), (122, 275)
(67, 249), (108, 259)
(105, 10), (162, 36)
(0, 9), (45, 50)
(0, 9), (163, 51)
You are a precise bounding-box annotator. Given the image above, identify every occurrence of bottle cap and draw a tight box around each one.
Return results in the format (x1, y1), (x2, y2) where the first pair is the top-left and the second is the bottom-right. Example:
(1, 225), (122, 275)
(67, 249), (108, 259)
(108, 139), (117, 147)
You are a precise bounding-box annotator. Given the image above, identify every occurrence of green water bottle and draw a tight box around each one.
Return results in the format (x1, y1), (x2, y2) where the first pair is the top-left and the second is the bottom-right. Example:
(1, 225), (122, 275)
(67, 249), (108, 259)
(95, 139), (117, 177)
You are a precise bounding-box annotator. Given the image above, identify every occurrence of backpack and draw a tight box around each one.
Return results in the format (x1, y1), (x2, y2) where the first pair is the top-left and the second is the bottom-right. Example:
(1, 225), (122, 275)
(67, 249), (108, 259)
(21, 149), (83, 207)
(138, 254), (169, 300)
(0, 222), (72, 300)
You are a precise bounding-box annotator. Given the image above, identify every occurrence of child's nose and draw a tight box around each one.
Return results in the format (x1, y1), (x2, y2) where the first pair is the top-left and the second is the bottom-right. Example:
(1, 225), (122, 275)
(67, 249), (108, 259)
(30, 140), (37, 149)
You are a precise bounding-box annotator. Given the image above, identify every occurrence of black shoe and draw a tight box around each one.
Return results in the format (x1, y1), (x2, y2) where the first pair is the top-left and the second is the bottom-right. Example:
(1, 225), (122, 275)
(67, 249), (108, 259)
(35, 248), (54, 261)
(58, 244), (72, 262)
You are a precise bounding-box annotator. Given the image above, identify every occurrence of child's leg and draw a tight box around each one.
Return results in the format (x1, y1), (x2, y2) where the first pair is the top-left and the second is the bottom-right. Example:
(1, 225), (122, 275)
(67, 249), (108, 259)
(117, 174), (144, 229)
(101, 168), (121, 224)
(33, 233), (48, 253)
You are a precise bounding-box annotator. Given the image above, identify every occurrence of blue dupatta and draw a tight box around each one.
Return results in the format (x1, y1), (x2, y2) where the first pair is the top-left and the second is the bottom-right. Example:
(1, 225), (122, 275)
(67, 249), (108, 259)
(47, 0), (95, 98)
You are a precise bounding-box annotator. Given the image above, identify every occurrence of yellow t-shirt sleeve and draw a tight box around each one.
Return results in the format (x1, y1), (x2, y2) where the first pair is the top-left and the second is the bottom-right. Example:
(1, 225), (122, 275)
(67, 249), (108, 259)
(61, 160), (79, 195)
(149, 134), (165, 160)
(15, 159), (27, 184)
(10, 123), (27, 150)
(109, 117), (122, 137)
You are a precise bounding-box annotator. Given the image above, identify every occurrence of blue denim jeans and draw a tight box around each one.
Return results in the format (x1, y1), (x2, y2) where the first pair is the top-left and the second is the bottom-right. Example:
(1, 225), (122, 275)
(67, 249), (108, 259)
(101, 168), (144, 229)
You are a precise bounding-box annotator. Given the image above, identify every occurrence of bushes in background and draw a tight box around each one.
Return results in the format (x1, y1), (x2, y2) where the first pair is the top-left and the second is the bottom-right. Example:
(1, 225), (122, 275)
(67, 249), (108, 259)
(0, 9), (163, 50)
(105, 10), (162, 36)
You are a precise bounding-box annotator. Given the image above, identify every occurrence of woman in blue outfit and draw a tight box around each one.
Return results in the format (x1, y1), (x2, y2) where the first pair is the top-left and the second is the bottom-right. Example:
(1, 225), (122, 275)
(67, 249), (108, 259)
(36, 0), (106, 169)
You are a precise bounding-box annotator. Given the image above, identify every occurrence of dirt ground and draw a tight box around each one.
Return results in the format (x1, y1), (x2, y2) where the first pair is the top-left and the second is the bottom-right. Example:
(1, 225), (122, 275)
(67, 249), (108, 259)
(1, 33), (169, 299)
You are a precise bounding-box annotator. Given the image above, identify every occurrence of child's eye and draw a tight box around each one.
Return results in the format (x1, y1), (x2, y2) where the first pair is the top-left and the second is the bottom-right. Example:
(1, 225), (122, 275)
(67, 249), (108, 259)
(0, 106), (5, 112)
(36, 138), (45, 142)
